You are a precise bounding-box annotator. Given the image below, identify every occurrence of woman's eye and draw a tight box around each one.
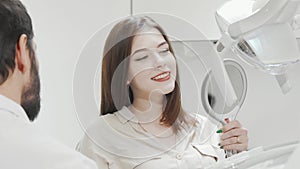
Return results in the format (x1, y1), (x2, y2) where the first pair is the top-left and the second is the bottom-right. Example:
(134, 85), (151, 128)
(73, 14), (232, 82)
(159, 48), (170, 55)
(134, 55), (148, 61)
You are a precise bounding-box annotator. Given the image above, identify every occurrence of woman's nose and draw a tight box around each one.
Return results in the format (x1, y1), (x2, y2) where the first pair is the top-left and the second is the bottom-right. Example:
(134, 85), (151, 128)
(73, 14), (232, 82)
(153, 52), (166, 69)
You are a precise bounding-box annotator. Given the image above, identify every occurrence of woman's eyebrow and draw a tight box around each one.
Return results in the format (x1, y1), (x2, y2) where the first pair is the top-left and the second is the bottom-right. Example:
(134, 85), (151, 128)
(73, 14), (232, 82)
(131, 48), (147, 56)
(157, 41), (167, 48)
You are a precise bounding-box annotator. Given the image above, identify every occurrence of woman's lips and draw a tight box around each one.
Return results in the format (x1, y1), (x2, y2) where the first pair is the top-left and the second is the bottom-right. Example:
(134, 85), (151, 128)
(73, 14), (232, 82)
(151, 72), (171, 82)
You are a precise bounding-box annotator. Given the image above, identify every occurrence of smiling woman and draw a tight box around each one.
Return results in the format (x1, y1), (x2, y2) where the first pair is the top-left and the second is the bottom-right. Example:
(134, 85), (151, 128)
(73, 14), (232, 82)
(77, 16), (248, 169)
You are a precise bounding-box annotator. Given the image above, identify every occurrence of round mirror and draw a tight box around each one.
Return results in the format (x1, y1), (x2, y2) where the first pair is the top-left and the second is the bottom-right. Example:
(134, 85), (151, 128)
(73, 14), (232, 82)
(201, 59), (247, 125)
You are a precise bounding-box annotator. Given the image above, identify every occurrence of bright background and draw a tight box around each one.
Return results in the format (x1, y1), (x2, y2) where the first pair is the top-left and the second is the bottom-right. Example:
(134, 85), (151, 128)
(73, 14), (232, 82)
(21, 0), (300, 167)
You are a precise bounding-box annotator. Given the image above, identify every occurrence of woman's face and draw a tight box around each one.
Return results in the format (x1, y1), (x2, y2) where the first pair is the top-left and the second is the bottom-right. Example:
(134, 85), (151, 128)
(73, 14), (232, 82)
(128, 28), (177, 97)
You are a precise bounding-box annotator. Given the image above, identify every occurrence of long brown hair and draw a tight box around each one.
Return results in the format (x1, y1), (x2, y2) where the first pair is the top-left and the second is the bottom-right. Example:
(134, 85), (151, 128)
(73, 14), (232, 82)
(101, 16), (191, 131)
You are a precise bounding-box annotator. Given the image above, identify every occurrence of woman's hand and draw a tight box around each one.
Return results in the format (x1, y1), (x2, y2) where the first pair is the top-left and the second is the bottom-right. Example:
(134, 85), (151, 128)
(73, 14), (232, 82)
(218, 120), (248, 152)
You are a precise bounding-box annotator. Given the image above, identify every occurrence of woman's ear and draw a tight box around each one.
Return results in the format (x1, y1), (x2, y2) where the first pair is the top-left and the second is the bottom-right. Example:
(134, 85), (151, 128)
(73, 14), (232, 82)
(15, 34), (30, 74)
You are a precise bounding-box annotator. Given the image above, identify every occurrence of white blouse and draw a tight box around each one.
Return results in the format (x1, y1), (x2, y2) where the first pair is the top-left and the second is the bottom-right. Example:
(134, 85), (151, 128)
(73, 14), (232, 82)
(79, 106), (225, 169)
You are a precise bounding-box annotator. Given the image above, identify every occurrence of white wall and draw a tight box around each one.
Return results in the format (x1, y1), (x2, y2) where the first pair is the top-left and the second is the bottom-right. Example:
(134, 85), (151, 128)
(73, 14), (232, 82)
(22, 0), (130, 148)
(133, 0), (228, 40)
(21, 1), (300, 165)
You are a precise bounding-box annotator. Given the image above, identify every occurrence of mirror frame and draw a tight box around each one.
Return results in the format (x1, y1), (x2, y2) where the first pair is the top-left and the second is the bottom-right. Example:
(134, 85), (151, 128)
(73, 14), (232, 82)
(201, 59), (247, 124)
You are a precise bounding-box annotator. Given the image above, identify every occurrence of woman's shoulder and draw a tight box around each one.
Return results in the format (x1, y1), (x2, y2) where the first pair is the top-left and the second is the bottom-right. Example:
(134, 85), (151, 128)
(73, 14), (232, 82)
(85, 113), (119, 133)
(84, 107), (134, 140)
(81, 111), (127, 153)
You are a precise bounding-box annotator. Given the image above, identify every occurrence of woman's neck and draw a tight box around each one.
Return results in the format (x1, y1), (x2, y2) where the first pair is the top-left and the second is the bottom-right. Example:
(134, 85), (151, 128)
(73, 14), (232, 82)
(130, 94), (166, 124)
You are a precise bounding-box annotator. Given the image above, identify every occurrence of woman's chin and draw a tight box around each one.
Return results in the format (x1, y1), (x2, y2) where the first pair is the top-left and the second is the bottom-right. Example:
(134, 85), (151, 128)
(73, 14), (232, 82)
(162, 84), (175, 95)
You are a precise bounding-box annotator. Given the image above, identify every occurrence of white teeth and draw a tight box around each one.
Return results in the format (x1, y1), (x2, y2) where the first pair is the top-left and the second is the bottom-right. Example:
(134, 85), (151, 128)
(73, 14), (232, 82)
(153, 72), (169, 80)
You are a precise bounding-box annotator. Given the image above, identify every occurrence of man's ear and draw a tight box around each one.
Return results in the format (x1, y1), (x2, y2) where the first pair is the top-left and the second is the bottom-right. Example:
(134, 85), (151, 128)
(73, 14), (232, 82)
(15, 34), (30, 74)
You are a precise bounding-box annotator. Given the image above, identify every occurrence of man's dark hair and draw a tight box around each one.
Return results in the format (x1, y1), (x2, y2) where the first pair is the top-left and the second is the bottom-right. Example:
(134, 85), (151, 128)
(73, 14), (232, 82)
(0, 0), (34, 85)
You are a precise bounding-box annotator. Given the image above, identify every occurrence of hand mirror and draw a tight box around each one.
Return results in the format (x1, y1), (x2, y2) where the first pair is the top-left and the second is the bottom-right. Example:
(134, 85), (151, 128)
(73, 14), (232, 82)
(201, 59), (247, 125)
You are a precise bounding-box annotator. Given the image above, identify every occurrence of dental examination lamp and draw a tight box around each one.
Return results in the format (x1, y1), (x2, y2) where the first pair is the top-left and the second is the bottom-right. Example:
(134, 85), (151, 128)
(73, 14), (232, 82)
(215, 0), (300, 94)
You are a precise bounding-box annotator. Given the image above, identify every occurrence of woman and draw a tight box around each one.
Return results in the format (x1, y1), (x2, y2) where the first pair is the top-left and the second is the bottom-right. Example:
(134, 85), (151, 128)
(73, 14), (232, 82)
(79, 16), (248, 169)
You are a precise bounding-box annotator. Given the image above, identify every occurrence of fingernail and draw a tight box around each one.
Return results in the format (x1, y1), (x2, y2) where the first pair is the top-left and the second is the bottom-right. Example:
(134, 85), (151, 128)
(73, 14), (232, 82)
(225, 118), (230, 123)
(216, 129), (223, 133)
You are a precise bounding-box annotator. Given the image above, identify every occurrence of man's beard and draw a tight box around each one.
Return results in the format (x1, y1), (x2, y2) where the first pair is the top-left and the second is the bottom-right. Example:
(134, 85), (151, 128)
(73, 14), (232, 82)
(21, 52), (41, 121)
